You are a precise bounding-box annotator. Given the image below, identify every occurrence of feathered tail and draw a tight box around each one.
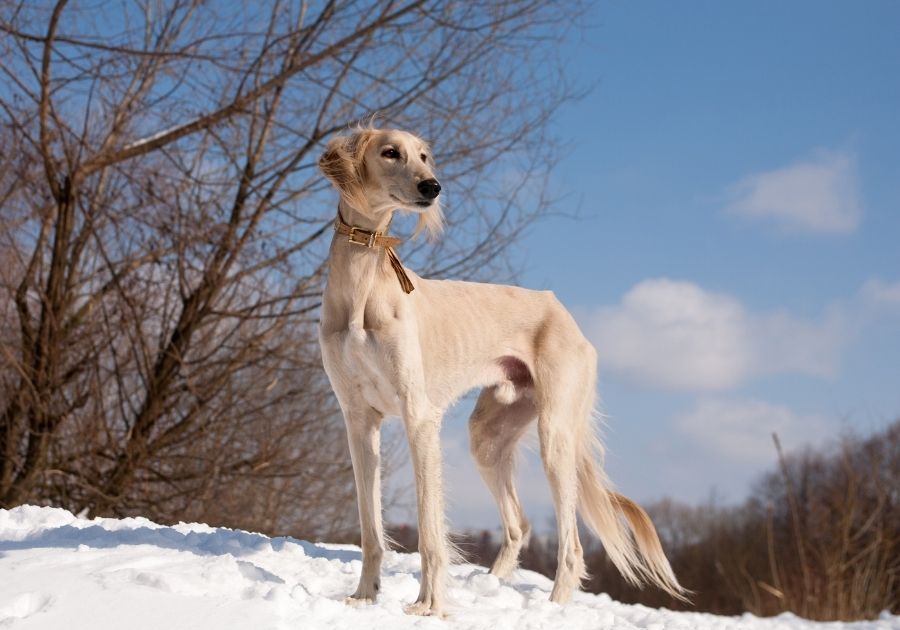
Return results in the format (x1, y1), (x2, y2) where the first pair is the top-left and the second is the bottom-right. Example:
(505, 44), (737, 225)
(575, 432), (689, 601)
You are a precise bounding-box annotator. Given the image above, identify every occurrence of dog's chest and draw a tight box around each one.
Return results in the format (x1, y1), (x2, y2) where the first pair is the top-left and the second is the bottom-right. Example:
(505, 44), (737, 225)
(328, 325), (402, 416)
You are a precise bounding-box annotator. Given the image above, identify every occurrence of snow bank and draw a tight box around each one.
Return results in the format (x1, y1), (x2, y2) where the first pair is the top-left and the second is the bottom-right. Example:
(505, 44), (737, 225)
(0, 505), (896, 630)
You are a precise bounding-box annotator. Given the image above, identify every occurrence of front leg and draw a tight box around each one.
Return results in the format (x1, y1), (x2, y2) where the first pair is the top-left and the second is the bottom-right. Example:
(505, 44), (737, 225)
(403, 406), (449, 617)
(365, 318), (449, 616)
(343, 407), (386, 604)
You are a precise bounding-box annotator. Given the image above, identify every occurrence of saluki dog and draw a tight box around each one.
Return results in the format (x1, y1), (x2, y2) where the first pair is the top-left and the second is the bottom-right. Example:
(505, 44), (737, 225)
(318, 127), (686, 616)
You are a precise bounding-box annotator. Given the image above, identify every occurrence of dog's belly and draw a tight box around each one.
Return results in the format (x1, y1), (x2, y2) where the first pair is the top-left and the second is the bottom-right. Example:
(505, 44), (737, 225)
(329, 328), (402, 417)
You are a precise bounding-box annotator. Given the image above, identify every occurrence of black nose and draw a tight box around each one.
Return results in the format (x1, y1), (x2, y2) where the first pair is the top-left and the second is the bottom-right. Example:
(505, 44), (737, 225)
(417, 178), (441, 199)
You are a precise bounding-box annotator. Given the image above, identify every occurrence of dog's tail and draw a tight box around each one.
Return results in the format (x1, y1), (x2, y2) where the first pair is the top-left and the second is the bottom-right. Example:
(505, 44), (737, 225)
(576, 429), (689, 601)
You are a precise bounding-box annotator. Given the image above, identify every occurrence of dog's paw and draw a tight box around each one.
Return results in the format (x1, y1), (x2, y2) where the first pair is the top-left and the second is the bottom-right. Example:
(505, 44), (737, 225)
(344, 595), (374, 607)
(403, 601), (446, 618)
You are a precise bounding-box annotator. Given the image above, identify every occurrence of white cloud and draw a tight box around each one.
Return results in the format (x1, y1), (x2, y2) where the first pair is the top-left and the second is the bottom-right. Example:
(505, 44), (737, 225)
(589, 280), (750, 390)
(748, 309), (845, 377)
(725, 150), (862, 234)
(861, 278), (900, 311)
(675, 398), (831, 464)
(587, 278), (843, 390)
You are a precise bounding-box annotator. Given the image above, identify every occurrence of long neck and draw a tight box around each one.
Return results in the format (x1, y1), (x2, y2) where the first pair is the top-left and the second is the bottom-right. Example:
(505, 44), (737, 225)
(336, 198), (394, 233)
(322, 201), (396, 332)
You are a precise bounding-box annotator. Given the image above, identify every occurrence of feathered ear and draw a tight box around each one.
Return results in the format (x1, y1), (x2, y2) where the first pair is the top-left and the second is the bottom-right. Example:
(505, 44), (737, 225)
(318, 135), (353, 189)
(318, 130), (376, 210)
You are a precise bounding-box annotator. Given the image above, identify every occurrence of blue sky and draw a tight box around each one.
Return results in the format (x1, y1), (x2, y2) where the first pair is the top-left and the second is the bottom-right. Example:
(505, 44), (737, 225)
(389, 0), (900, 530)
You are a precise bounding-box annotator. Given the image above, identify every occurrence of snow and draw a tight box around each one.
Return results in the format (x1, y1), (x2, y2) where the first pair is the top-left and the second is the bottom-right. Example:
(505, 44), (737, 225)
(1, 506), (897, 630)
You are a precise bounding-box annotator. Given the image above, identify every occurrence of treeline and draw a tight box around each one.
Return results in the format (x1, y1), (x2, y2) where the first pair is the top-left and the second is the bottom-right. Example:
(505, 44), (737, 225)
(390, 419), (900, 621)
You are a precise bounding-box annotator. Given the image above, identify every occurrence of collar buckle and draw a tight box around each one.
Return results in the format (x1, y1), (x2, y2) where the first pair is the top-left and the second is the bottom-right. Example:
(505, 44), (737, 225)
(347, 226), (377, 248)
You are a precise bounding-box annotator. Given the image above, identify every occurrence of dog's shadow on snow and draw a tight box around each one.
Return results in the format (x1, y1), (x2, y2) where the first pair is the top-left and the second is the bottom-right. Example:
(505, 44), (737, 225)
(0, 520), (362, 563)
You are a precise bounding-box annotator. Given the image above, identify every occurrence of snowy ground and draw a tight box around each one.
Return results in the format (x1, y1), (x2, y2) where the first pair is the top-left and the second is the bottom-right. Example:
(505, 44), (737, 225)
(1, 506), (897, 630)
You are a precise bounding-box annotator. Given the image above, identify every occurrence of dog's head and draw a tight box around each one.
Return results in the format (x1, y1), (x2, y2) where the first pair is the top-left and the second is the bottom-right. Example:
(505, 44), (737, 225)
(319, 127), (443, 239)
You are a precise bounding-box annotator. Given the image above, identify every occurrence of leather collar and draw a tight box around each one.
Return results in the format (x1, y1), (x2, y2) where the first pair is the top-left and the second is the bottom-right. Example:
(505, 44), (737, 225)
(333, 212), (415, 294)
(334, 213), (403, 249)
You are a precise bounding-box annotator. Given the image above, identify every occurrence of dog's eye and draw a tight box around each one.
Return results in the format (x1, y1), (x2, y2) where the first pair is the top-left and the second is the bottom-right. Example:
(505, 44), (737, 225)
(381, 148), (400, 159)
(420, 153), (428, 163)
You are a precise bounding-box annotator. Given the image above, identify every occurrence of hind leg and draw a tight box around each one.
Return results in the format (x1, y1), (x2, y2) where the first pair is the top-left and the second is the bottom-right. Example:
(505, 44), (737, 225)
(468, 387), (536, 578)
(538, 407), (586, 604)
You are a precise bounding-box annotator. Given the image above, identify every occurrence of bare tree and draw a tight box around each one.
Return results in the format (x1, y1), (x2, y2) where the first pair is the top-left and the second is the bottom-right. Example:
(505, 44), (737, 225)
(0, 1), (580, 537)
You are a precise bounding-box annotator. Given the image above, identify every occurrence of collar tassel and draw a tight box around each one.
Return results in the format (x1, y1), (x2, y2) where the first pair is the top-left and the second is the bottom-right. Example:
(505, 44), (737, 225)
(386, 247), (415, 294)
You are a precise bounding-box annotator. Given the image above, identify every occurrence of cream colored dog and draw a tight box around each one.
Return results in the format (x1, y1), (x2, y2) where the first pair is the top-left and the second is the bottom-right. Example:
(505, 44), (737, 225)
(318, 127), (686, 616)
